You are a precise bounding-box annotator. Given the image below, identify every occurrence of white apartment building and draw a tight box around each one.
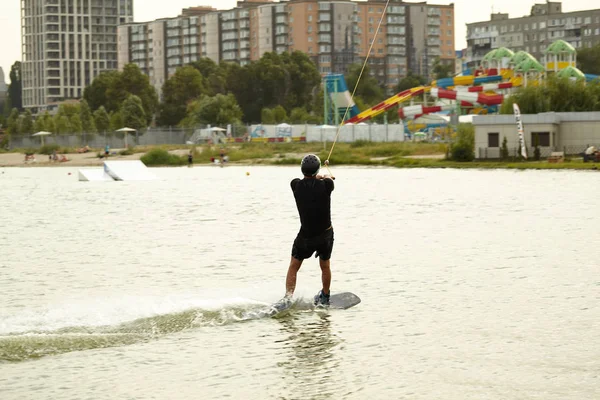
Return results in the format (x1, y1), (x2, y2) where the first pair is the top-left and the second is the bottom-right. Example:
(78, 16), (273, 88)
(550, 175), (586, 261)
(21, 0), (133, 111)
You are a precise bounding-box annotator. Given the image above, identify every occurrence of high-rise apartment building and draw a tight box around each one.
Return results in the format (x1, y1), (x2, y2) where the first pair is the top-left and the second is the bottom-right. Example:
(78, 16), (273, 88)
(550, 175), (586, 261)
(0, 67), (7, 111)
(466, 1), (600, 69)
(21, 0), (134, 111)
(118, 0), (454, 96)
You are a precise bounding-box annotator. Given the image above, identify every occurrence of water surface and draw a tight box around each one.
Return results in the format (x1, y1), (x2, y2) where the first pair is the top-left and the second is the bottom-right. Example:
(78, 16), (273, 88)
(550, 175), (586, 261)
(0, 166), (598, 399)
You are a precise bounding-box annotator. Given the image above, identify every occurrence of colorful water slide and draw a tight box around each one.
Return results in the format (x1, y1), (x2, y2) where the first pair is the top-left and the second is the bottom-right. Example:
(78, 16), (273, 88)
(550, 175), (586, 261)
(344, 86), (428, 124)
(430, 87), (505, 106)
(323, 74), (360, 123)
(433, 74), (503, 89)
(398, 104), (455, 119)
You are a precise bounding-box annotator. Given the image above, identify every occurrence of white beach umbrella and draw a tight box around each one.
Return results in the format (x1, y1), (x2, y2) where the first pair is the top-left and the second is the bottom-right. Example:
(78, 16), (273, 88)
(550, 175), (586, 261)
(32, 131), (52, 146)
(115, 127), (136, 148)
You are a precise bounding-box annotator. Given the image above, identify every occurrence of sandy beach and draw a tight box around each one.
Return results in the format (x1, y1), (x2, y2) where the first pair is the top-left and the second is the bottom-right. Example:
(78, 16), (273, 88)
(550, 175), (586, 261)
(0, 151), (143, 167)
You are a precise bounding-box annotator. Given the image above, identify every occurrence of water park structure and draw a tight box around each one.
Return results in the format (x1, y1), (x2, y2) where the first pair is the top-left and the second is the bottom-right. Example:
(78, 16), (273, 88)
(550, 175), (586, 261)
(322, 40), (599, 136)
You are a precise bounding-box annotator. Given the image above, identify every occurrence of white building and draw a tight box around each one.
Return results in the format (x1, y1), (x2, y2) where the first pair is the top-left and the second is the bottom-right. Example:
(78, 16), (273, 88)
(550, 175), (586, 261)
(21, 0), (134, 111)
(473, 112), (600, 159)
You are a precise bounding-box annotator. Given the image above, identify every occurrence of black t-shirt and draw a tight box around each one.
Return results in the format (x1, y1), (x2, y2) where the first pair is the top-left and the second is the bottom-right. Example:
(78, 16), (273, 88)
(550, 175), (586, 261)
(291, 177), (334, 237)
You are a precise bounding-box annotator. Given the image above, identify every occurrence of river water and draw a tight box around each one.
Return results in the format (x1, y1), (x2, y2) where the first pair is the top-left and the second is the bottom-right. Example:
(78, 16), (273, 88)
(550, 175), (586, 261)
(0, 165), (598, 399)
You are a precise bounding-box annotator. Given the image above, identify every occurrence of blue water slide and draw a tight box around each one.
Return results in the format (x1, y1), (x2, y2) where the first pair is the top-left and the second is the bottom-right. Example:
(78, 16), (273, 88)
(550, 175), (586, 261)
(435, 77), (456, 88)
(585, 74), (600, 82)
(324, 74), (360, 122)
(473, 75), (503, 85)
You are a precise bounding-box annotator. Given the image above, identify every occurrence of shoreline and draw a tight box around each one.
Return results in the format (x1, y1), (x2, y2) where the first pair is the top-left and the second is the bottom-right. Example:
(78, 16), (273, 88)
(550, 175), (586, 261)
(1, 149), (599, 171)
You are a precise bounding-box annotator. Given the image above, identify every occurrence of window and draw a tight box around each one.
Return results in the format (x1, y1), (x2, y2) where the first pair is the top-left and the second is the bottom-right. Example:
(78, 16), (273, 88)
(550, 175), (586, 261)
(532, 132), (550, 147)
(488, 133), (499, 148)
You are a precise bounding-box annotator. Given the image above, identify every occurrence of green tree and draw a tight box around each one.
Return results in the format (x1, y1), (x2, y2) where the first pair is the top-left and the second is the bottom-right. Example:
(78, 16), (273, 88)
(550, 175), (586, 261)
(450, 123), (475, 162)
(7, 61), (22, 111)
(281, 51), (321, 112)
(395, 71), (427, 92)
(122, 95), (147, 131)
(43, 112), (56, 133)
(272, 105), (288, 123)
(109, 110), (124, 132)
(261, 108), (276, 124)
(70, 114), (83, 134)
(577, 44), (600, 75)
(7, 108), (20, 135)
(158, 65), (206, 126)
(500, 76), (600, 114)
(83, 70), (119, 111)
(190, 58), (226, 95)
(84, 65), (157, 124)
(94, 106), (110, 133)
(500, 136), (509, 160)
(432, 58), (454, 80)
(289, 107), (310, 123)
(345, 64), (384, 106)
(182, 94), (243, 127)
(34, 115), (46, 133)
(107, 64), (158, 124)
(55, 115), (71, 134)
(56, 103), (80, 119)
(20, 109), (34, 134)
(79, 99), (95, 133)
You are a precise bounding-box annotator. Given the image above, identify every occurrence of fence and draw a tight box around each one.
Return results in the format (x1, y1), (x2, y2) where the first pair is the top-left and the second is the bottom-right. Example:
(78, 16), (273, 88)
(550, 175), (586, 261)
(9, 123), (407, 150)
(248, 123), (405, 143)
(9, 128), (192, 150)
(478, 145), (597, 159)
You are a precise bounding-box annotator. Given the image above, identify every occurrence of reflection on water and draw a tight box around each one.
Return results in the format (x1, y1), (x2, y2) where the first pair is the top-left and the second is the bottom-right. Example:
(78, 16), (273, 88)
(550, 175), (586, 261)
(277, 313), (340, 399)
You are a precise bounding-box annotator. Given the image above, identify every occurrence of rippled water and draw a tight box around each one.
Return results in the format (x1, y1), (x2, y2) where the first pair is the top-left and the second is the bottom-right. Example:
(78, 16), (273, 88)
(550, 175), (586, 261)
(0, 166), (598, 399)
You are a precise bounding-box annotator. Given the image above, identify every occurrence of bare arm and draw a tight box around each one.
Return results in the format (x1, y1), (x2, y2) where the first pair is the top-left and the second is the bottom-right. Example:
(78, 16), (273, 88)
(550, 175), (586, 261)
(316, 174), (335, 180)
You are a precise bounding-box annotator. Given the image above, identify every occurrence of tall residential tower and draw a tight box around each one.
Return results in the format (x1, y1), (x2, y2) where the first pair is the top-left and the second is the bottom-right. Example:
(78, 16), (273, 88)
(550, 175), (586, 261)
(21, 0), (134, 111)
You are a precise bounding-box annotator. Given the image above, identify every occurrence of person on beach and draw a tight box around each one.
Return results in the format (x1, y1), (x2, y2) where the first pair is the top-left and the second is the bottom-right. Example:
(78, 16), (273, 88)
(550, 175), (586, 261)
(188, 150), (193, 167)
(283, 154), (335, 307)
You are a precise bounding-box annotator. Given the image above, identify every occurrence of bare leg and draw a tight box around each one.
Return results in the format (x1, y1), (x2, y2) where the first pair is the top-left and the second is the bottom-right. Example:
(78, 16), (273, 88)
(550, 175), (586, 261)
(285, 257), (303, 297)
(319, 258), (331, 295)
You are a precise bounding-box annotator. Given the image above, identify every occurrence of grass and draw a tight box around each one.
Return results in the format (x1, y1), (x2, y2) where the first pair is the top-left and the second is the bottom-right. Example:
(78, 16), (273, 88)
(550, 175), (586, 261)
(4, 140), (600, 170)
(141, 148), (187, 166)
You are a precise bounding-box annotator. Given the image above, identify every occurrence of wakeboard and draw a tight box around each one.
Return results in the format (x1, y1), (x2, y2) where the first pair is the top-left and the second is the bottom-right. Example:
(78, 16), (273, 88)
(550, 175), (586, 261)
(269, 292), (361, 316)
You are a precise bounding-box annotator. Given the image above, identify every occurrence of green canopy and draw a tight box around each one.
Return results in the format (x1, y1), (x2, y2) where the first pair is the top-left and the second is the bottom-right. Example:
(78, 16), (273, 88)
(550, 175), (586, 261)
(514, 58), (545, 74)
(545, 40), (576, 55)
(556, 66), (585, 79)
(492, 47), (515, 60)
(482, 50), (497, 62)
(510, 51), (536, 66)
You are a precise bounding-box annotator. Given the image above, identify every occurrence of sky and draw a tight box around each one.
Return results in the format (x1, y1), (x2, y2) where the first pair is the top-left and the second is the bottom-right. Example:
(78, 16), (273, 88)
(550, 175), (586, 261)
(1, 0), (600, 83)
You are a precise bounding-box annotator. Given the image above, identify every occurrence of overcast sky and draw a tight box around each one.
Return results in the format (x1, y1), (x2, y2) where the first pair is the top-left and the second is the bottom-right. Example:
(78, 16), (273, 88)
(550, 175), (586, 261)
(2, 0), (599, 83)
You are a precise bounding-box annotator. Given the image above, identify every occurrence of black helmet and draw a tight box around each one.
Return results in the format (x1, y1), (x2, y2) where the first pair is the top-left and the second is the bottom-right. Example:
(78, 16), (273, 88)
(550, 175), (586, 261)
(301, 154), (321, 176)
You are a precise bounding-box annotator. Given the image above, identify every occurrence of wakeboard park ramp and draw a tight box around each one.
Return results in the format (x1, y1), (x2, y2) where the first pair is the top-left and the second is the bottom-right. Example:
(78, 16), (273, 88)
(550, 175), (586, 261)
(79, 160), (156, 181)
(78, 168), (114, 182)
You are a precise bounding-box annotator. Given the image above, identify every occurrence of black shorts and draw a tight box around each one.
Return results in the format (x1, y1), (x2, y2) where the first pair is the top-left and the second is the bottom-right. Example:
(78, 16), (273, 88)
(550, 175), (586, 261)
(291, 228), (334, 261)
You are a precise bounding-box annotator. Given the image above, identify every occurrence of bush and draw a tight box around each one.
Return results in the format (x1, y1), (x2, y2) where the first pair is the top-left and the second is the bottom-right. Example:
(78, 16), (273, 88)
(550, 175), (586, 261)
(500, 136), (509, 160)
(450, 123), (475, 162)
(140, 148), (186, 166)
(39, 144), (61, 155)
(119, 147), (135, 156)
